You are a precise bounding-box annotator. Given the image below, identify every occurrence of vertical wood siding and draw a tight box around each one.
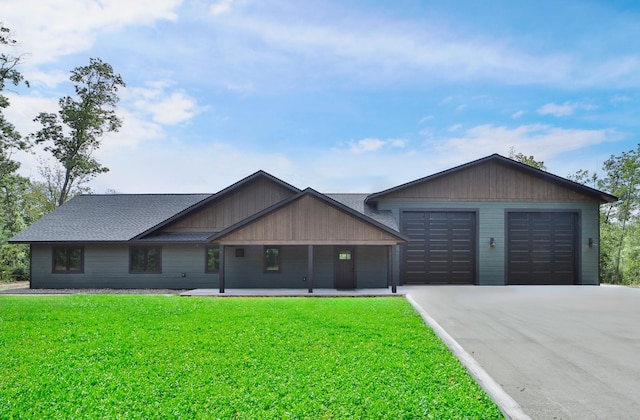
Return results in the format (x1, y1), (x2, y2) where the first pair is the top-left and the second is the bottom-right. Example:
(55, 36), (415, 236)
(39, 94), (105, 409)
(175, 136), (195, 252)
(218, 194), (401, 244)
(378, 161), (599, 202)
(164, 178), (296, 233)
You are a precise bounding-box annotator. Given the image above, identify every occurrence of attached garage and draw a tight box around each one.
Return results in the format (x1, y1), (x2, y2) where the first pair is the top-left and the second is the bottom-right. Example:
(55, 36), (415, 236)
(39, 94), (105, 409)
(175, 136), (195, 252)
(366, 154), (617, 286)
(401, 211), (477, 284)
(506, 211), (578, 285)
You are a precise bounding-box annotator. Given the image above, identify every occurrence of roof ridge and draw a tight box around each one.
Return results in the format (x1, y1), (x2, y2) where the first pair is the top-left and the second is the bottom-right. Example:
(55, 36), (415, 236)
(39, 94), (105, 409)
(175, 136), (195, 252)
(78, 193), (213, 196)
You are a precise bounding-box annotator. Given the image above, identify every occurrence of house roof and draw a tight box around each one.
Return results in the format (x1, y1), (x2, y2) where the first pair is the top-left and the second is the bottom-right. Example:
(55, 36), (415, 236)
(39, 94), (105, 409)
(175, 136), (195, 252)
(326, 193), (399, 231)
(10, 158), (617, 245)
(9, 194), (211, 243)
(365, 154), (618, 204)
(210, 188), (408, 244)
(133, 170), (301, 240)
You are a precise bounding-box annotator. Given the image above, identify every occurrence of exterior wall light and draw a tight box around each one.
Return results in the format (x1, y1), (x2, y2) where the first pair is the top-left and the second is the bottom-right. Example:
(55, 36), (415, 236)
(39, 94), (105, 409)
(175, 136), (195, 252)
(588, 238), (594, 248)
(490, 237), (496, 247)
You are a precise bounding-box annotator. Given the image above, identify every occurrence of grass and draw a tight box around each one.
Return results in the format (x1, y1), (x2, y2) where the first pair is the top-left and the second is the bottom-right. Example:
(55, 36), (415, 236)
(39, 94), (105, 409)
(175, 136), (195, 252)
(0, 296), (503, 419)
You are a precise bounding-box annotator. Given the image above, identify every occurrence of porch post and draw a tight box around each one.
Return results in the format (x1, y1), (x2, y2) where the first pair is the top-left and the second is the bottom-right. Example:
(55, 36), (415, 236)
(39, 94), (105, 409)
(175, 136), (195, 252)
(391, 244), (398, 294)
(308, 245), (314, 293)
(387, 245), (392, 289)
(219, 244), (225, 294)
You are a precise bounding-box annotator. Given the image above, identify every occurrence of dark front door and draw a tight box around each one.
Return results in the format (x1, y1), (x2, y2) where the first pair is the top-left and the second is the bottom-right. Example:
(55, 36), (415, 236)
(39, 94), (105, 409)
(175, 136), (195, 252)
(335, 247), (356, 289)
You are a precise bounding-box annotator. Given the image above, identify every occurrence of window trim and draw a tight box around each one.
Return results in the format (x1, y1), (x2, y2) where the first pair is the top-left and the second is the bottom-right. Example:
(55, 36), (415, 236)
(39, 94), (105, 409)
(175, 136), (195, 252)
(52, 246), (84, 274)
(129, 246), (162, 274)
(205, 246), (220, 273)
(264, 246), (281, 273)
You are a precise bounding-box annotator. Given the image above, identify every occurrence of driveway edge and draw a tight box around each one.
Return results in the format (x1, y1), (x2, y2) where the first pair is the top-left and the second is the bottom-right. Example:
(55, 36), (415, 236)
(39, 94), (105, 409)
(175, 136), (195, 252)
(406, 294), (531, 420)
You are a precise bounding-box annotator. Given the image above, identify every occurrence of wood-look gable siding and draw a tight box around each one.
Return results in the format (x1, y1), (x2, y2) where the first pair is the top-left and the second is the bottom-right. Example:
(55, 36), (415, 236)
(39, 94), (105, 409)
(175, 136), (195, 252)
(382, 161), (599, 203)
(218, 194), (401, 245)
(163, 178), (296, 233)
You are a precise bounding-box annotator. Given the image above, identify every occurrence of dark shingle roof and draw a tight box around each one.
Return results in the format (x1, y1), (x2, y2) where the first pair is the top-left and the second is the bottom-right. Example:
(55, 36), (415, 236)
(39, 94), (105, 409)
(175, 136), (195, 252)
(9, 194), (211, 243)
(326, 193), (399, 231)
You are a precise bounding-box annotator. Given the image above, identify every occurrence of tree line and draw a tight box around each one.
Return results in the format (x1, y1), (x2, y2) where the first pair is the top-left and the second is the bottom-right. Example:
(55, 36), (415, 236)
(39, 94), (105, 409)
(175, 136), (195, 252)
(1, 24), (124, 281)
(1, 24), (639, 285)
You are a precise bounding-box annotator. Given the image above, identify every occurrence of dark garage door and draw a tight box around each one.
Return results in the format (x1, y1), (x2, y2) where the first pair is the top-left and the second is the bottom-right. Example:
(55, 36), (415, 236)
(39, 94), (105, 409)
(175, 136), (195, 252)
(402, 211), (476, 284)
(507, 212), (578, 285)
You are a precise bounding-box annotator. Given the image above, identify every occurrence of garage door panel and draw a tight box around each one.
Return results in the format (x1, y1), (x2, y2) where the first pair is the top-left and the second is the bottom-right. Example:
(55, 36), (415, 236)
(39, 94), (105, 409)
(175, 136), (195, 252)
(402, 211), (476, 285)
(507, 212), (578, 285)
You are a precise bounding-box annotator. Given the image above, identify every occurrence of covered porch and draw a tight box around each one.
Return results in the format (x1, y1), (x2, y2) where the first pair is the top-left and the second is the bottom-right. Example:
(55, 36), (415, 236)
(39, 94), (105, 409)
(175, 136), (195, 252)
(213, 244), (402, 293)
(208, 189), (408, 293)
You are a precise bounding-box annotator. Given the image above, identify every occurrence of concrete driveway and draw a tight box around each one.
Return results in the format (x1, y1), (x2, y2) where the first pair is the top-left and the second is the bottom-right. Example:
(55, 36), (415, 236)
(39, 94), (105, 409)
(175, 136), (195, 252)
(404, 285), (640, 420)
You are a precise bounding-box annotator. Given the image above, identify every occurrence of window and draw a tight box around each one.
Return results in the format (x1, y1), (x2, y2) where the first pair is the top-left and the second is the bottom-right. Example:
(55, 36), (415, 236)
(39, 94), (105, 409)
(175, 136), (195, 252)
(206, 246), (220, 273)
(338, 251), (352, 260)
(264, 246), (281, 273)
(52, 247), (84, 273)
(130, 247), (162, 273)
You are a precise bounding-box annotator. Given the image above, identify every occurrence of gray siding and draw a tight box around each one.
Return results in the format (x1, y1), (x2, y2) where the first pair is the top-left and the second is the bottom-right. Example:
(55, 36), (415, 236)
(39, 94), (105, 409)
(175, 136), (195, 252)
(356, 246), (389, 288)
(223, 245), (311, 289)
(31, 244), (217, 289)
(377, 201), (601, 285)
(222, 245), (387, 289)
(31, 244), (389, 289)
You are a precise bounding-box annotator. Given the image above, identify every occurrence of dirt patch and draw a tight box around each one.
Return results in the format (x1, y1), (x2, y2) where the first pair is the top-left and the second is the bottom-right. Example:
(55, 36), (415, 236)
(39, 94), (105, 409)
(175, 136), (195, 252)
(0, 281), (29, 291)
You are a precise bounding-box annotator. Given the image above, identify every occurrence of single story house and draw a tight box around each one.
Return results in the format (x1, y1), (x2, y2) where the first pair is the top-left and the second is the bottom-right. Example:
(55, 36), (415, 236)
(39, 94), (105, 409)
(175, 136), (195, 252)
(10, 154), (617, 291)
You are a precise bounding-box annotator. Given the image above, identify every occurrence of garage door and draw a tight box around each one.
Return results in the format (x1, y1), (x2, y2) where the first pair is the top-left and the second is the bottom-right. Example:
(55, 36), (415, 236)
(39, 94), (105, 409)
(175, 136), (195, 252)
(401, 211), (476, 284)
(507, 212), (578, 285)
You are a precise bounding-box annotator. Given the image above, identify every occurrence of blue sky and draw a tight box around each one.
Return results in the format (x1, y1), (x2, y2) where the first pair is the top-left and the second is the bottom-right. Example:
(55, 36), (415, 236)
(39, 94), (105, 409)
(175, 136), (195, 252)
(3, 0), (640, 193)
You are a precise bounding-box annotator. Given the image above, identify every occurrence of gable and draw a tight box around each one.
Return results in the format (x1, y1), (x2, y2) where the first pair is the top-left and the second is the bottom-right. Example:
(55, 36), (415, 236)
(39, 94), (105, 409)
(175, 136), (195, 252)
(216, 194), (405, 245)
(369, 156), (612, 203)
(162, 177), (297, 233)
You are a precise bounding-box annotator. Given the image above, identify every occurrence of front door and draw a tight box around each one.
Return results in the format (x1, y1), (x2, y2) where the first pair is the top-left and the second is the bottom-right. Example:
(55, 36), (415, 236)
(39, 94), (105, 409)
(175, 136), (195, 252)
(335, 247), (356, 289)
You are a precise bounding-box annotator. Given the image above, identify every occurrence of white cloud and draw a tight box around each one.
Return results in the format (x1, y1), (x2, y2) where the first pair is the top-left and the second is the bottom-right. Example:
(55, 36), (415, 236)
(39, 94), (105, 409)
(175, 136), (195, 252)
(349, 138), (386, 154)
(610, 95), (632, 104)
(3, 94), (59, 136)
(537, 101), (596, 117)
(142, 92), (198, 125)
(210, 0), (236, 16)
(434, 124), (621, 163)
(225, 82), (255, 96)
(389, 139), (407, 148)
(1, 0), (182, 64)
(5, 92), (166, 179)
(419, 115), (434, 124)
(341, 138), (407, 154)
(126, 82), (200, 125)
(22, 69), (69, 89)
(537, 102), (577, 117)
(93, 140), (296, 194)
(217, 12), (588, 88)
(512, 110), (525, 119)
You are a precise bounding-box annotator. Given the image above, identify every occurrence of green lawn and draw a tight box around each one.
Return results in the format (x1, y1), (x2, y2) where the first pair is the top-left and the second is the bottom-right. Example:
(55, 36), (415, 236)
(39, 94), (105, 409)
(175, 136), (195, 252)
(0, 296), (502, 419)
